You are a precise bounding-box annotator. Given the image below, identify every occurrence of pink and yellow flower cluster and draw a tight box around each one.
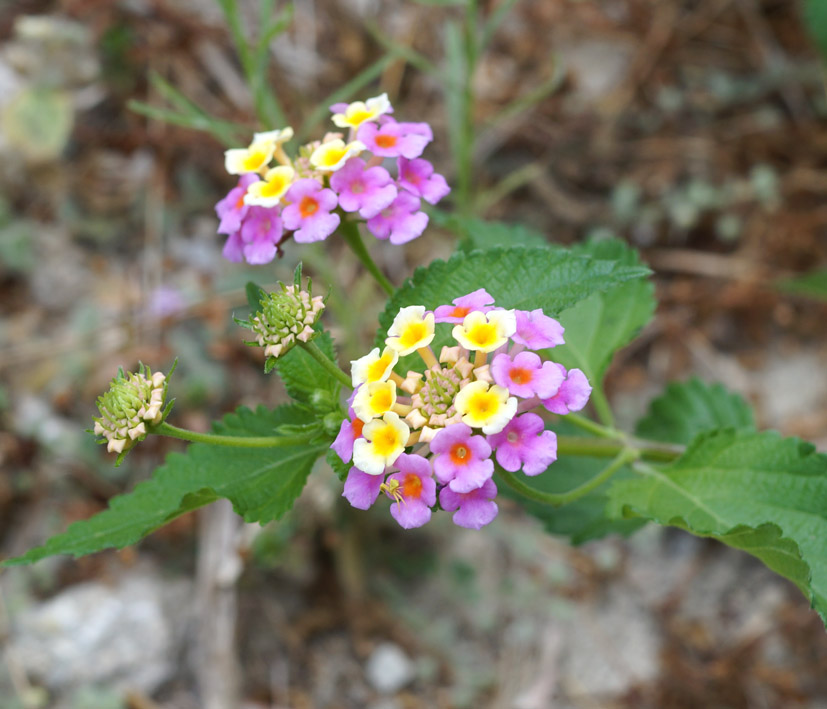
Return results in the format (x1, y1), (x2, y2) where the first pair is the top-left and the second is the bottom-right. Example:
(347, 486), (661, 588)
(215, 93), (450, 265)
(331, 289), (592, 530)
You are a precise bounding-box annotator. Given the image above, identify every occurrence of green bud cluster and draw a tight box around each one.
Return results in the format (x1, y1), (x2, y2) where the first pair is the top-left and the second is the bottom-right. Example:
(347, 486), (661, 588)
(249, 282), (325, 360)
(93, 364), (170, 458)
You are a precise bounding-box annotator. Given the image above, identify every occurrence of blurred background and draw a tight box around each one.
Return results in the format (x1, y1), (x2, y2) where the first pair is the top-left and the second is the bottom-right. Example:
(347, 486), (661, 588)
(1, 0), (827, 707)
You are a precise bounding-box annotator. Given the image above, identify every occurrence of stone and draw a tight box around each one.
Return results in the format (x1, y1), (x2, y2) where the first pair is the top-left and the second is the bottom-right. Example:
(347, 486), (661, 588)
(365, 642), (415, 695)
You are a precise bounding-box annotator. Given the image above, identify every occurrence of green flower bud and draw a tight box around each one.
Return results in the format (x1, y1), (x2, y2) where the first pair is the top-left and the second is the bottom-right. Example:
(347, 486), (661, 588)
(92, 363), (171, 460)
(248, 280), (325, 361)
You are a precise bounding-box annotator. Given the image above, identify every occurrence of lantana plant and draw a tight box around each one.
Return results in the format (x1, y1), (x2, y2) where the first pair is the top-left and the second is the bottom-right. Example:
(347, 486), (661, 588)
(6, 93), (827, 636)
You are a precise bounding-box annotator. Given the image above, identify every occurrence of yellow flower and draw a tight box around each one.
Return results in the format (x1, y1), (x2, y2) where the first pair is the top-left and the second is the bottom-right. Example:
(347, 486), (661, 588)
(331, 93), (392, 130)
(352, 412), (410, 475)
(386, 306), (435, 356)
(244, 166), (295, 207)
(309, 139), (366, 172)
(351, 346), (399, 387)
(353, 381), (397, 423)
(452, 310), (516, 353)
(454, 381), (517, 434)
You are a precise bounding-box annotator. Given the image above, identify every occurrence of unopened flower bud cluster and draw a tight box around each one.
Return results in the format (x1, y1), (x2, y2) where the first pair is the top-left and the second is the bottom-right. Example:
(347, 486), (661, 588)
(215, 93), (450, 265)
(93, 365), (168, 455)
(331, 289), (592, 531)
(250, 283), (325, 359)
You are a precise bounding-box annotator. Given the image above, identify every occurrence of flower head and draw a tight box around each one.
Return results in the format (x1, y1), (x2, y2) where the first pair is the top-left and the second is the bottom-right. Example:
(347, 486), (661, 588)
(513, 309), (565, 350)
(92, 363), (172, 464)
(541, 365), (592, 415)
(216, 173), (259, 234)
(243, 274), (325, 361)
(225, 139), (274, 175)
(237, 207), (284, 265)
(331, 93), (392, 130)
(352, 380), (397, 423)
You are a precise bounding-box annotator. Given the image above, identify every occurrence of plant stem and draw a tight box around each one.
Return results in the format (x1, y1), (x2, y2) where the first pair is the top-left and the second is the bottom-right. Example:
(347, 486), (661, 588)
(155, 422), (316, 448)
(557, 435), (682, 463)
(340, 219), (394, 296)
(497, 448), (640, 507)
(590, 385), (616, 428)
(563, 413), (618, 439)
(299, 340), (352, 388)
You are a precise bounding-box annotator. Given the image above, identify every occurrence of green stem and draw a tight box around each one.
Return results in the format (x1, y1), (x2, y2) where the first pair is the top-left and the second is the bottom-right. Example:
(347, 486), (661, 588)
(339, 219), (394, 296)
(497, 448), (640, 507)
(155, 422), (316, 448)
(299, 340), (352, 388)
(563, 413), (618, 440)
(557, 435), (682, 463)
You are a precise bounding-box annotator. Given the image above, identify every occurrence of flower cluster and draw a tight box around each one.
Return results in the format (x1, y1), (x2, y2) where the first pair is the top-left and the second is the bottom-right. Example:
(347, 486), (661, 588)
(92, 364), (171, 463)
(215, 93), (450, 265)
(331, 290), (592, 530)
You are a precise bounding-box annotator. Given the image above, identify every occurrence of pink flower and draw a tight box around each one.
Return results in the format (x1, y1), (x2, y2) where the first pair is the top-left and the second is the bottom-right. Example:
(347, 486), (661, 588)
(357, 118), (431, 159)
(433, 288), (495, 324)
(329, 157), (397, 219)
(487, 413), (557, 476)
(397, 157), (450, 205)
(215, 174), (259, 234)
(490, 352), (564, 399)
(512, 309), (565, 350)
(430, 423), (494, 493)
(439, 479), (499, 530)
(238, 207), (284, 264)
(343, 466), (383, 510)
(331, 410), (364, 463)
(385, 453), (436, 529)
(282, 178), (341, 243)
(541, 365), (592, 414)
(366, 191), (428, 245)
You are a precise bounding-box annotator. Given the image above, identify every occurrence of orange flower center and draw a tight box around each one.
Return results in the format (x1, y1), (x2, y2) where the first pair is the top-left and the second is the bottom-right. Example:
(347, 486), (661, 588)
(451, 306), (470, 318)
(401, 473), (422, 498)
(235, 195), (246, 209)
(509, 368), (531, 385)
(450, 443), (470, 466)
(376, 134), (398, 149)
(299, 195), (319, 218)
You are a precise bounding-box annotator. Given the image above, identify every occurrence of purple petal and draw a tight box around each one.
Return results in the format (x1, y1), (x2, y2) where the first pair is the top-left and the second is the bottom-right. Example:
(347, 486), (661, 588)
(343, 467), (383, 510)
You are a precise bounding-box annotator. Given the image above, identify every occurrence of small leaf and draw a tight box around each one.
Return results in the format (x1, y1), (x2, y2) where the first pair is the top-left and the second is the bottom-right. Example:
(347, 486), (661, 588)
(636, 377), (755, 445)
(552, 239), (655, 387)
(245, 280), (267, 313)
(4, 405), (326, 565)
(607, 429), (827, 626)
(326, 448), (350, 482)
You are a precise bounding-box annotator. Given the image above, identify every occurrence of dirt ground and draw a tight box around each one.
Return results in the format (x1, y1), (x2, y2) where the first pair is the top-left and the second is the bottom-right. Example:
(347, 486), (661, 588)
(1, 0), (827, 707)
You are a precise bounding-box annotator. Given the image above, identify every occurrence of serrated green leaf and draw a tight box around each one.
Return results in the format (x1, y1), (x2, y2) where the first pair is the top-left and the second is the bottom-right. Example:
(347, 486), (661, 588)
(607, 429), (827, 625)
(776, 269), (827, 302)
(636, 377), (755, 444)
(274, 331), (340, 403)
(246, 280), (267, 313)
(552, 239), (655, 387)
(377, 246), (651, 351)
(4, 405), (326, 565)
(326, 448), (350, 482)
